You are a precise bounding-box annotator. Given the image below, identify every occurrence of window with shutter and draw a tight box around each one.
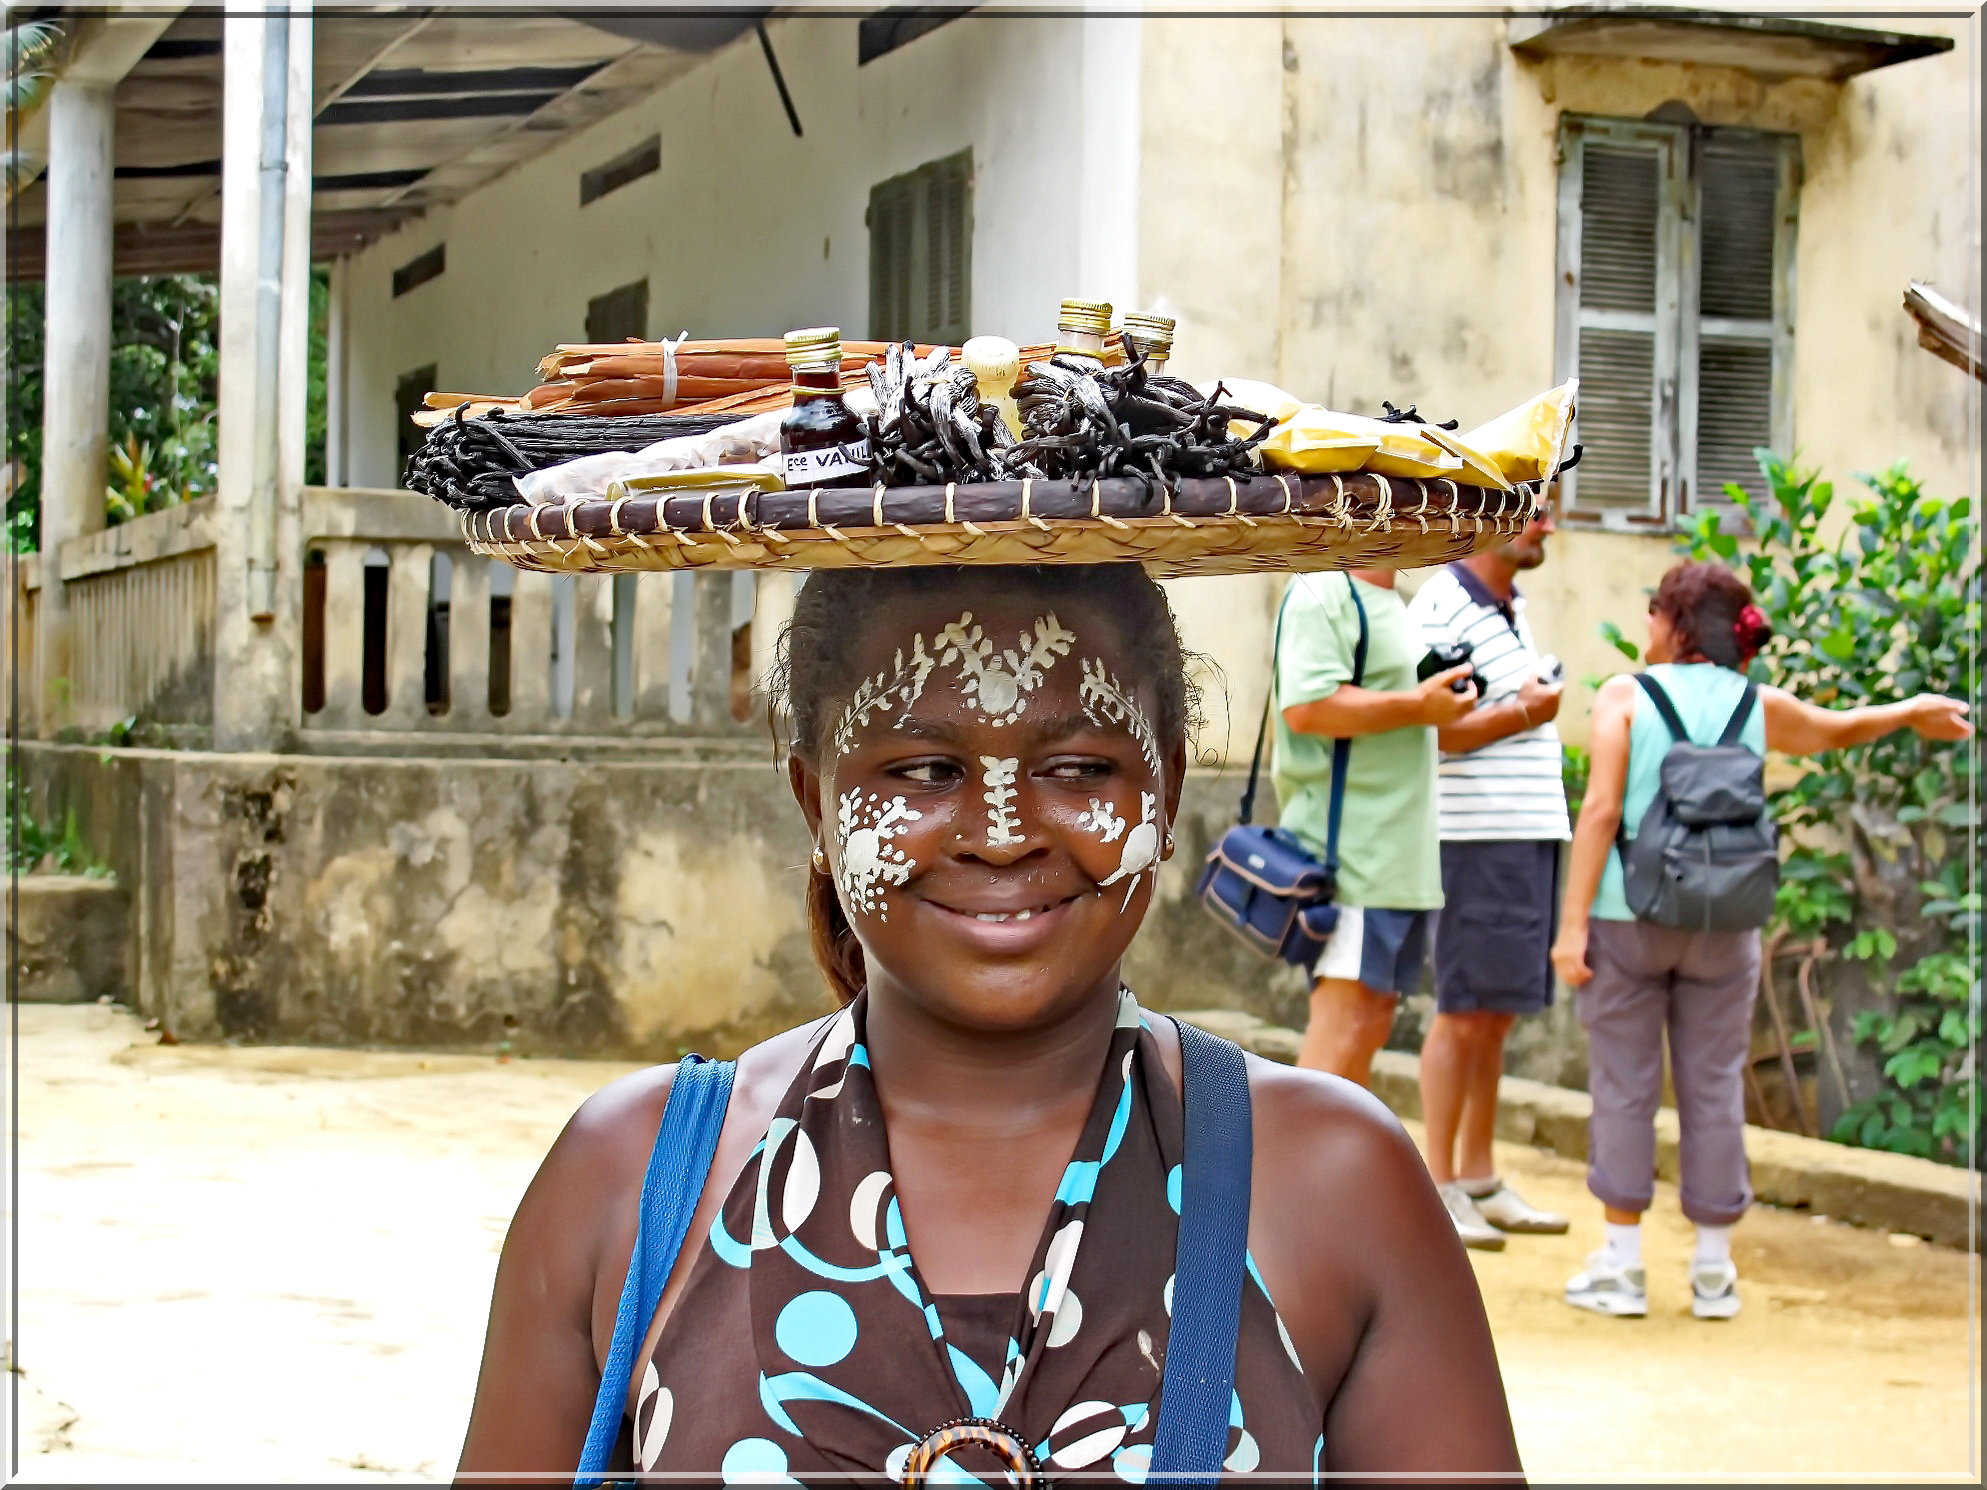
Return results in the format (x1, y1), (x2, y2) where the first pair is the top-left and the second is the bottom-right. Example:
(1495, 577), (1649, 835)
(395, 364), (436, 477)
(585, 279), (650, 345)
(868, 149), (972, 344)
(1555, 116), (1798, 529)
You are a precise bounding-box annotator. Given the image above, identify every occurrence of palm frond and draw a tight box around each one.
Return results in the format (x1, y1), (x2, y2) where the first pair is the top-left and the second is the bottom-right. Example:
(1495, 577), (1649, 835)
(5, 19), (65, 116)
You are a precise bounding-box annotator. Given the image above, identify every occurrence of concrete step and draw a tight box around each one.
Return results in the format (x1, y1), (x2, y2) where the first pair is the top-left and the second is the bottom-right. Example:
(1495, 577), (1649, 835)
(7, 873), (129, 1004)
(1172, 1007), (1979, 1251)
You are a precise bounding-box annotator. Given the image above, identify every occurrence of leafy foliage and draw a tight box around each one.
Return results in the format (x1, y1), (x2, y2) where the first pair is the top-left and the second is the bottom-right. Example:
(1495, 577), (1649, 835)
(107, 275), (222, 515)
(1676, 452), (1979, 1165)
(3, 19), (62, 121)
(5, 759), (108, 877)
(7, 266), (329, 546)
(1562, 744), (1590, 824)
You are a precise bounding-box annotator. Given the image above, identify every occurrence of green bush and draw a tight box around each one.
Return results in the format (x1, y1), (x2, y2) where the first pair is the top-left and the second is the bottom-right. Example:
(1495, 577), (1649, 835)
(1676, 454), (1979, 1165)
(5, 760), (108, 877)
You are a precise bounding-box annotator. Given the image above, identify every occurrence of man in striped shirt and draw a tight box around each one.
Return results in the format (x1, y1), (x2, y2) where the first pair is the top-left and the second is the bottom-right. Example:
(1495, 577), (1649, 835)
(1406, 512), (1572, 1250)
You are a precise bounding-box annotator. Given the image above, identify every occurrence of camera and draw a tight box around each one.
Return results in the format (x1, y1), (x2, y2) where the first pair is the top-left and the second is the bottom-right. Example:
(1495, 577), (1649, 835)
(1417, 641), (1476, 694)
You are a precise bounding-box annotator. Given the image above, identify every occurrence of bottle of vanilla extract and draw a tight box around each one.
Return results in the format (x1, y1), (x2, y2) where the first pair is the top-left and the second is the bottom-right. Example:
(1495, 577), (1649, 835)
(780, 327), (874, 489)
(1055, 299), (1112, 361)
(1121, 312), (1176, 375)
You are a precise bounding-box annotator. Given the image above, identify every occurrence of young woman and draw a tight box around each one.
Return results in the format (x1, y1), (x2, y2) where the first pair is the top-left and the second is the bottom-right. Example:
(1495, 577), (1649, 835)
(458, 564), (1521, 1483)
(1551, 560), (1970, 1321)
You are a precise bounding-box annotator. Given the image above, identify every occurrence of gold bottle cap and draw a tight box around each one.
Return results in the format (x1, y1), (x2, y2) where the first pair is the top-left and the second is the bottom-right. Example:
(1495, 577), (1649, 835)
(785, 326), (842, 368)
(1056, 299), (1113, 338)
(1121, 312), (1177, 356)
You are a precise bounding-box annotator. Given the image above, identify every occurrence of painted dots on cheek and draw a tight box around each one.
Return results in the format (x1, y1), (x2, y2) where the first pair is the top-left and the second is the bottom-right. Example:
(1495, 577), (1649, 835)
(832, 788), (923, 922)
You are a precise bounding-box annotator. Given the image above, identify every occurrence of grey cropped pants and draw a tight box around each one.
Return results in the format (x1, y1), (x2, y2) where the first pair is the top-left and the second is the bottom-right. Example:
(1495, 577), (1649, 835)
(1577, 919), (1762, 1227)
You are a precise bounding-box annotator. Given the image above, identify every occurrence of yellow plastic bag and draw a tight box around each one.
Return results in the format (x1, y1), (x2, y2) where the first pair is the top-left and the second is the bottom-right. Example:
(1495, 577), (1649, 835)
(1418, 424), (1513, 491)
(1454, 380), (1578, 487)
(1257, 407), (1457, 478)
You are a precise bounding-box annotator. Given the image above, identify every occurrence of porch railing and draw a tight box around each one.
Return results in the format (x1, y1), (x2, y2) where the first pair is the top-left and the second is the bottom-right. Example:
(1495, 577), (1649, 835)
(11, 488), (790, 752)
(61, 498), (218, 737)
(299, 488), (783, 750)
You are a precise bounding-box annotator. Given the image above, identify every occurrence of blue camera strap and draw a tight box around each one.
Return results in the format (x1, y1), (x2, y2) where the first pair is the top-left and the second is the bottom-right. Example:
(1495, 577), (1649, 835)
(1242, 575), (1369, 882)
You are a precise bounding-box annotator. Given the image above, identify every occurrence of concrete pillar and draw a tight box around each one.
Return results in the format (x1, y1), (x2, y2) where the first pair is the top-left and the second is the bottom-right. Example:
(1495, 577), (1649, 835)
(213, 6), (313, 752)
(325, 256), (349, 487)
(35, 79), (115, 737)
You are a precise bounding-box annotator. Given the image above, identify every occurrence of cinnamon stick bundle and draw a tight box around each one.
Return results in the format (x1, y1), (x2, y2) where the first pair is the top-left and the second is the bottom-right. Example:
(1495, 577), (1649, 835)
(417, 334), (1129, 427)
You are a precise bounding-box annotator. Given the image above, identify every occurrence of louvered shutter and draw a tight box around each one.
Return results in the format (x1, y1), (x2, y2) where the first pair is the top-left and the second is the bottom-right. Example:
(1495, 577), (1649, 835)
(1684, 133), (1796, 513)
(869, 150), (972, 345)
(1557, 120), (1682, 523)
(868, 172), (915, 342)
(923, 151), (972, 346)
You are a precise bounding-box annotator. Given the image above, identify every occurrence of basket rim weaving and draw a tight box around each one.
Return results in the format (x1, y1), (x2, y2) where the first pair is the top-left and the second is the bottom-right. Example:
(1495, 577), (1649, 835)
(459, 471), (1540, 580)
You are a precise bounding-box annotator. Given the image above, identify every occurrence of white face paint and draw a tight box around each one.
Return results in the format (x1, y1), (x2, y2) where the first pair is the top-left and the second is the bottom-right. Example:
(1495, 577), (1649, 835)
(833, 789), (923, 921)
(832, 634), (938, 759)
(829, 612), (1077, 755)
(1096, 791), (1160, 910)
(1078, 660), (1162, 778)
(1076, 798), (1126, 844)
(981, 756), (1022, 847)
(936, 612), (1077, 725)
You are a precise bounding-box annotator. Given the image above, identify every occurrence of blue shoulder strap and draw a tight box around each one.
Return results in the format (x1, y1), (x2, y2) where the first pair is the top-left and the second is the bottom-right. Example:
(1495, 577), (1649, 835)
(575, 1054), (736, 1487)
(1150, 1020), (1255, 1485)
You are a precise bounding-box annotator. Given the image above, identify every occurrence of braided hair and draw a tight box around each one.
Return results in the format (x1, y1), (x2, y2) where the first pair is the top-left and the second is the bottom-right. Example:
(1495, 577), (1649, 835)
(771, 565), (1198, 1006)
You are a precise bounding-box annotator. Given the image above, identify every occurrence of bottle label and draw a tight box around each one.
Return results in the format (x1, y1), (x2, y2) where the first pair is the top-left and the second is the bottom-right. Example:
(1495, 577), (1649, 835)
(783, 438), (873, 487)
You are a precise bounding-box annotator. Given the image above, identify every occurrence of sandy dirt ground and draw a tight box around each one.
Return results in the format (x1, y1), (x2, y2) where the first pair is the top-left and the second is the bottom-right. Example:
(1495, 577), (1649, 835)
(6, 1003), (1978, 1483)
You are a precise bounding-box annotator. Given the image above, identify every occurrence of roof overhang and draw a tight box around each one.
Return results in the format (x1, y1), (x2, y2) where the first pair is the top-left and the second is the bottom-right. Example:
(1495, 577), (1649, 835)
(1905, 282), (1983, 382)
(1509, 6), (1955, 83)
(6, 7), (733, 279)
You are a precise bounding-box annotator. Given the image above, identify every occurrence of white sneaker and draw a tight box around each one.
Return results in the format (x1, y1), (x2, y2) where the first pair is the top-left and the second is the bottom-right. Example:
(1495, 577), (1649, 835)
(1691, 1260), (1742, 1320)
(1564, 1251), (1648, 1317)
(1470, 1181), (1571, 1235)
(1438, 1181), (1508, 1251)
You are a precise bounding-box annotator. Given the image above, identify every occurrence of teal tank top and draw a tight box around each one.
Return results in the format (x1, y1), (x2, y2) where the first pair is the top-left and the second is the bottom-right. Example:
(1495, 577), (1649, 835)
(1592, 663), (1768, 921)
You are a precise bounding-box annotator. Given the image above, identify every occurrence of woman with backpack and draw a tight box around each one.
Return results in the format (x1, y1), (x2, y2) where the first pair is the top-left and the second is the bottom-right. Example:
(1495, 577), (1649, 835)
(1550, 560), (1969, 1321)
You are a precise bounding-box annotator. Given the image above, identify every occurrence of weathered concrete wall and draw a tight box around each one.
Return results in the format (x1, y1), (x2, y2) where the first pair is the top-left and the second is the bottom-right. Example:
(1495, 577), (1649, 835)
(20, 742), (1490, 1066)
(7, 874), (130, 1003)
(19, 743), (826, 1057)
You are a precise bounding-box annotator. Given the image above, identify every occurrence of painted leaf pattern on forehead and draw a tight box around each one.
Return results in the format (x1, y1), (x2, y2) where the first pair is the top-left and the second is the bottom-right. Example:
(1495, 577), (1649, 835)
(935, 612), (1076, 726)
(829, 612), (1078, 755)
(832, 635), (939, 758)
(1078, 660), (1162, 777)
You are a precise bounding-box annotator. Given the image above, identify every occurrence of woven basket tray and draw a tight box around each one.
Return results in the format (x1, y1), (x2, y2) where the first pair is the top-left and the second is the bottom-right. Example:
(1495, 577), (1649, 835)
(460, 472), (1539, 578)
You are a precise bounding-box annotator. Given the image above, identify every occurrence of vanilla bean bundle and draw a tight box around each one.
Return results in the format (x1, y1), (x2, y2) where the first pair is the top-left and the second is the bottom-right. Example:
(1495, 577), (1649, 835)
(862, 341), (1265, 487)
(404, 408), (746, 512)
(1007, 349), (1274, 482)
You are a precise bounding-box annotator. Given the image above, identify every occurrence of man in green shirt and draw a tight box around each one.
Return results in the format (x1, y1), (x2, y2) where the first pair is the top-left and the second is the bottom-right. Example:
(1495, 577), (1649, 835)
(1273, 569), (1477, 1086)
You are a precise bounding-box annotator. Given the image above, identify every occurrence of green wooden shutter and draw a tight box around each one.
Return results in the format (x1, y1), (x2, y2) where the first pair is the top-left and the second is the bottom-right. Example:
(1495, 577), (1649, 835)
(868, 171), (915, 342)
(869, 150), (972, 344)
(585, 279), (650, 344)
(924, 151), (972, 346)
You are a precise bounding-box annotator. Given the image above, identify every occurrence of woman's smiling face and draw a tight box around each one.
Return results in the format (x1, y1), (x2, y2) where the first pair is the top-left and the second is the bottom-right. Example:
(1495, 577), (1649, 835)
(790, 577), (1184, 1032)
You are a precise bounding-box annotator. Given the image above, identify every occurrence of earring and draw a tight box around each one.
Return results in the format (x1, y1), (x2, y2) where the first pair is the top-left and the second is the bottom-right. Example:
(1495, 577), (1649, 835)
(811, 844), (828, 873)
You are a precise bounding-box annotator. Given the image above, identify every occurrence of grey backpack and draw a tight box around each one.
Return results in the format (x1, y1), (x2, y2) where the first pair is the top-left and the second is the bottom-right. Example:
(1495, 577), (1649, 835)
(1616, 674), (1779, 932)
